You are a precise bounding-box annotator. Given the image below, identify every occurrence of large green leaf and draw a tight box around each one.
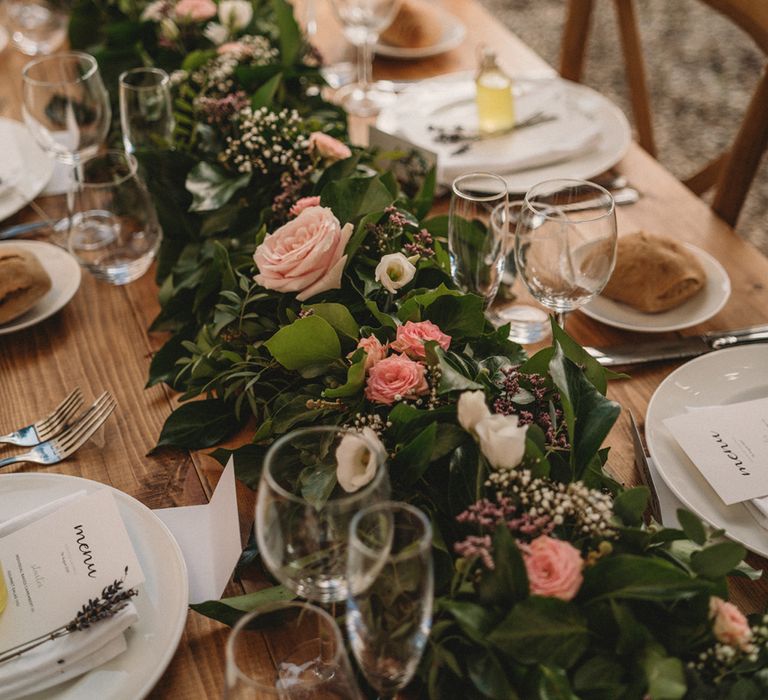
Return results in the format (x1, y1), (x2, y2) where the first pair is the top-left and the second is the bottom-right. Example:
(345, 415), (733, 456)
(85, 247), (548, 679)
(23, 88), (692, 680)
(186, 162), (251, 212)
(641, 644), (686, 700)
(251, 71), (283, 109)
(690, 541), (746, 579)
(155, 399), (243, 449)
(320, 175), (394, 223)
(191, 585), (295, 627)
(466, 651), (518, 700)
(270, 0), (301, 65)
(304, 303), (360, 341)
(477, 525), (529, 607)
(392, 422), (437, 486)
(264, 316), (341, 374)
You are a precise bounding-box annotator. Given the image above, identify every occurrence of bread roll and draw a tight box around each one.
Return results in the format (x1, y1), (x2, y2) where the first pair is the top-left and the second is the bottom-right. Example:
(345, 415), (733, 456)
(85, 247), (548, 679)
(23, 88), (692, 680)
(380, 0), (444, 49)
(0, 246), (52, 324)
(601, 231), (706, 313)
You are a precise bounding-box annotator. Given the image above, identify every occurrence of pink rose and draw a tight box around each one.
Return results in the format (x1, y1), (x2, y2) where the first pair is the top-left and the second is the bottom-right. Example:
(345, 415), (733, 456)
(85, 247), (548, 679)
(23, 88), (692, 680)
(523, 535), (583, 601)
(217, 41), (244, 55)
(364, 354), (429, 405)
(309, 132), (352, 162)
(709, 597), (752, 650)
(390, 320), (451, 359)
(356, 335), (388, 371)
(289, 196), (321, 218)
(174, 0), (216, 20)
(254, 206), (353, 301)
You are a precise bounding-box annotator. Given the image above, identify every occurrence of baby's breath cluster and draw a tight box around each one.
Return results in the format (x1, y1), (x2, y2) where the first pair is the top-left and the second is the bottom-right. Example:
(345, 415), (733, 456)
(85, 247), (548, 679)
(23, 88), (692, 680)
(348, 412), (391, 438)
(689, 614), (768, 682)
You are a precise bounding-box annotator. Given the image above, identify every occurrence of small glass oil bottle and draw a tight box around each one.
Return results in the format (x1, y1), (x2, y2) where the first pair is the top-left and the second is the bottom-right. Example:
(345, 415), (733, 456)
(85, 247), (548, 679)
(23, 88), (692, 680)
(475, 46), (515, 135)
(0, 566), (7, 616)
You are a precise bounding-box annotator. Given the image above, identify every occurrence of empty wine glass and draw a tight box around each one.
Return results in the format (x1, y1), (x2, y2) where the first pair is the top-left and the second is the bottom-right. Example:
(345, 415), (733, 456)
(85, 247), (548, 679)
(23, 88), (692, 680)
(448, 171), (507, 309)
(119, 67), (174, 154)
(225, 601), (363, 699)
(256, 426), (389, 604)
(22, 52), (111, 248)
(515, 178), (617, 328)
(328, 0), (401, 117)
(347, 501), (433, 700)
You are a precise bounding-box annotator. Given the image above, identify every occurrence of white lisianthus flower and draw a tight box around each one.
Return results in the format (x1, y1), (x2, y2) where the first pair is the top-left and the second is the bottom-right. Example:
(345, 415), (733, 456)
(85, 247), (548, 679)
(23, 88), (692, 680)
(375, 252), (416, 294)
(474, 414), (528, 471)
(335, 428), (384, 493)
(218, 0), (253, 31)
(457, 390), (491, 436)
(159, 17), (180, 39)
(141, 0), (167, 21)
(203, 21), (229, 45)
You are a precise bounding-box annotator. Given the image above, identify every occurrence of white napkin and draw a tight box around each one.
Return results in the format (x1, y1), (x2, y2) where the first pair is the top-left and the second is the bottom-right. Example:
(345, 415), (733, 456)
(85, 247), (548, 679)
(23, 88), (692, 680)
(0, 493), (140, 700)
(0, 121), (23, 196)
(378, 77), (603, 185)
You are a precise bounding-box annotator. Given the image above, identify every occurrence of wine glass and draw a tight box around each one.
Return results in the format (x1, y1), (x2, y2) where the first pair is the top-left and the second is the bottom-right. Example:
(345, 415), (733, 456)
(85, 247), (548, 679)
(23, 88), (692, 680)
(22, 52), (111, 248)
(346, 501), (433, 700)
(328, 0), (401, 117)
(448, 171), (507, 310)
(119, 67), (174, 154)
(514, 178), (618, 328)
(225, 601), (363, 699)
(255, 426), (389, 604)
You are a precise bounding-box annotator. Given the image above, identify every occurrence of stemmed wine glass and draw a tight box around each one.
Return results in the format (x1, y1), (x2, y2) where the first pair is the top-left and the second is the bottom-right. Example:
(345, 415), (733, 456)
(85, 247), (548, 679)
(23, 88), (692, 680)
(119, 67), (174, 154)
(255, 426), (390, 604)
(514, 178), (618, 328)
(448, 171), (507, 309)
(21, 51), (111, 248)
(346, 501), (433, 699)
(328, 0), (401, 117)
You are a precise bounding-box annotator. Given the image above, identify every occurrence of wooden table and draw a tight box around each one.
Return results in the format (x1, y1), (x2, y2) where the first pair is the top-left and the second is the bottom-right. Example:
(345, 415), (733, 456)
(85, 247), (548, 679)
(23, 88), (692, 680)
(1, 0), (768, 695)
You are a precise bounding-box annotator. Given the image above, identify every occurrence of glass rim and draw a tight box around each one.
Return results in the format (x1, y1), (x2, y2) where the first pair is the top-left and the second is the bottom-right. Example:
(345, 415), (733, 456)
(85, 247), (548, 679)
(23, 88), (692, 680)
(452, 171), (508, 202)
(262, 425), (388, 507)
(119, 66), (171, 90)
(523, 177), (615, 223)
(225, 600), (347, 693)
(349, 500), (432, 563)
(79, 149), (139, 188)
(22, 51), (99, 87)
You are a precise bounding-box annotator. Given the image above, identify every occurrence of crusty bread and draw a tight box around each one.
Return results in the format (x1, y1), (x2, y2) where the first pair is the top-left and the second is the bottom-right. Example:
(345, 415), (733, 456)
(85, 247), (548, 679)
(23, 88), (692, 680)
(601, 231), (706, 313)
(380, 0), (444, 49)
(0, 246), (52, 324)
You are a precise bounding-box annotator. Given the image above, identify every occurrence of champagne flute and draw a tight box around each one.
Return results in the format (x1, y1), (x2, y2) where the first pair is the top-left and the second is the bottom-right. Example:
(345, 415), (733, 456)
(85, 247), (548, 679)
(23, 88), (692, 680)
(119, 67), (174, 154)
(514, 178), (618, 328)
(448, 171), (507, 310)
(328, 0), (401, 117)
(255, 426), (389, 604)
(22, 52), (111, 248)
(346, 501), (433, 700)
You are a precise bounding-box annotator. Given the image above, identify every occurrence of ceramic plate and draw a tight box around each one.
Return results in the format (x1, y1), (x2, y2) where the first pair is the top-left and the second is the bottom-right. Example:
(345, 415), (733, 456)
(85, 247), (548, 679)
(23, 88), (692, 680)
(581, 242), (731, 332)
(646, 345), (768, 557)
(375, 9), (466, 59)
(0, 472), (188, 699)
(0, 118), (54, 222)
(0, 240), (81, 335)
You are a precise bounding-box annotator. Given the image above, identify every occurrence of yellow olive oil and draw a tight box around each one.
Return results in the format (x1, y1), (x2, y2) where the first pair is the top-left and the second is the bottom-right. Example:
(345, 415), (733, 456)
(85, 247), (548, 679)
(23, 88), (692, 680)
(475, 48), (515, 134)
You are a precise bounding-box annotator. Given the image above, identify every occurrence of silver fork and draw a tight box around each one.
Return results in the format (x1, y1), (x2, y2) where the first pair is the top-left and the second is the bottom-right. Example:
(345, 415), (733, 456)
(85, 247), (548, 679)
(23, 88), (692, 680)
(0, 388), (84, 446)
(0, 392), (116, 468)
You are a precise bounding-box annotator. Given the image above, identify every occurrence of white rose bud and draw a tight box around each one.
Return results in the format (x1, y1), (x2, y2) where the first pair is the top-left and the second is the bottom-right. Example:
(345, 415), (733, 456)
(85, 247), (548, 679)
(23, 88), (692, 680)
(457, 390), (491, 436)
(159, 17), (180, 39)
(335, 428), (384, 493)
(218, 0), (253, 31)
(474, 413), (528, 471)
(375, 252), (416, 294)
(203, 21), (229, 45)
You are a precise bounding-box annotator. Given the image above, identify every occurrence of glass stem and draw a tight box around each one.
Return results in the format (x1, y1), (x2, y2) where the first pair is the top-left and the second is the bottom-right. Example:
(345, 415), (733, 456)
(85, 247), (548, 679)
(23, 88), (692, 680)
(59, 161), (82, 250)
(555, 311), (568, 329)
(360, 36), (374, 93)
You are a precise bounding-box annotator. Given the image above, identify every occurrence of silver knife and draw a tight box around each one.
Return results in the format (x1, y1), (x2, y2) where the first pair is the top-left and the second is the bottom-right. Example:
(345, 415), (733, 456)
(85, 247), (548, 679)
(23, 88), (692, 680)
(628, 411), (662, 523)
(585, 325), (768, 367)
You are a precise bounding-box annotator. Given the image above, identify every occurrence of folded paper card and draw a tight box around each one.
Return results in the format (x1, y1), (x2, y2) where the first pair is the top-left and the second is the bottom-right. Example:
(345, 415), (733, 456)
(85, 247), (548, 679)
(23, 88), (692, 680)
(663, 397), (768, 505)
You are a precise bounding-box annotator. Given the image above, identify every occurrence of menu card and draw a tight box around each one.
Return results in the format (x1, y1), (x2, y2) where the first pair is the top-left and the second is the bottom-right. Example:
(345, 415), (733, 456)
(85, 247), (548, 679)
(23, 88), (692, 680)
(0, 489), (144, 651)
(663, 397), (768, 505)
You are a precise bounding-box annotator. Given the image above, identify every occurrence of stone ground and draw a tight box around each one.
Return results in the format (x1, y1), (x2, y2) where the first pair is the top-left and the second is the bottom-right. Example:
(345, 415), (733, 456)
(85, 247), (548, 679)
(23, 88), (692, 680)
(478, 0), (768, 254)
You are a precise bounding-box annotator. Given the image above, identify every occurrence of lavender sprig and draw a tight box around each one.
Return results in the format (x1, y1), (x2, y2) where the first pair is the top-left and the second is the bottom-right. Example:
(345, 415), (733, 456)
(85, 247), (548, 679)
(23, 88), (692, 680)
(0, 566), (138, 665)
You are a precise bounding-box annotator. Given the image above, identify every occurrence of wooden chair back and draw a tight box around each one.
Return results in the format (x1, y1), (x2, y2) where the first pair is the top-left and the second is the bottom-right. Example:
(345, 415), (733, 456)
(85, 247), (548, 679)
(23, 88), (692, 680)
(560, 0), (768, 227)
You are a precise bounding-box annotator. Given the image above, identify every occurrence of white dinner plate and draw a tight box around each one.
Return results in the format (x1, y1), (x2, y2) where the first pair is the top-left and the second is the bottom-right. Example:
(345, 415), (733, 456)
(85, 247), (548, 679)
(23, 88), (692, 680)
(0, 240), (81, 335)
(0, 118), (54, 222)
(581, 242), (731, 332)
(0, 472), (189, 700)
(376, 74), (631, 192)
(646, 345), (768, 557)
(375, 9), (466, 59)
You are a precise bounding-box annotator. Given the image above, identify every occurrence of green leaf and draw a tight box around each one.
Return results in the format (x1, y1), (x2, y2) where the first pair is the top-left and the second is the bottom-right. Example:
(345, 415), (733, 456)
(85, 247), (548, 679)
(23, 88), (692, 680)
(146, 324), (195, 388)
(677, 509), (707, 546)
(536, 665), (579, 699)
(466, 651), (518, 700)
(322, 355), (366, 398)
(210, 443), (268, 488)
(573, 655), (626, 693)
(365, 299), (398, 328)
(305, 303), (360, 341)
(155, 399), (243, 450)
(320, 175), (394, 223)
(440, 599), (497, 643)
(690, 541), (747, 579)
(186, 162), (251, 212)
(264, 316), (341, 374)
(270, 0), (301, 65)
(478, 525), (529, 607)
(251, 72), (283, 109)
(392, 423), (437, 486)
(191, 585), (295, 626)
(430, 346), (484, 394)
(411, 166), (437, 220)
(641, 644), (686, 700)
(613, 486), (650, 527)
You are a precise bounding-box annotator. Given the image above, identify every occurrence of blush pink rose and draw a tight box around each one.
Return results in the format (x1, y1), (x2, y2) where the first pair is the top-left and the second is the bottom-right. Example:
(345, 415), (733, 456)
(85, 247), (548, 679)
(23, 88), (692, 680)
(390, 320), (451, 359)
(709, 597), (752, 650)
(523, 535), (583, 601)
(217, 41), (245, 54)
(364, 354), (429, 405)
(309, 132), (352, 162)
(356, 335), (388, 371)
(254, 206), (353, 301)
(174, 0), (216, 21)
(289, 196), (321, 218)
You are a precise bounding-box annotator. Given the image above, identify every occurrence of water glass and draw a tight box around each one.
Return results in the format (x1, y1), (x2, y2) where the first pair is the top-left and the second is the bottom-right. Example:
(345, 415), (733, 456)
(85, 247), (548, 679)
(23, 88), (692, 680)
(347, 502), (433, 699)
(66, 150), (161, 285)
(256, 426), (389, 604)
(7, 0), (67, 55)
(224, 601), (362, 699)
(448, 171), (507, 309)
(119, 67), (174, 154)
